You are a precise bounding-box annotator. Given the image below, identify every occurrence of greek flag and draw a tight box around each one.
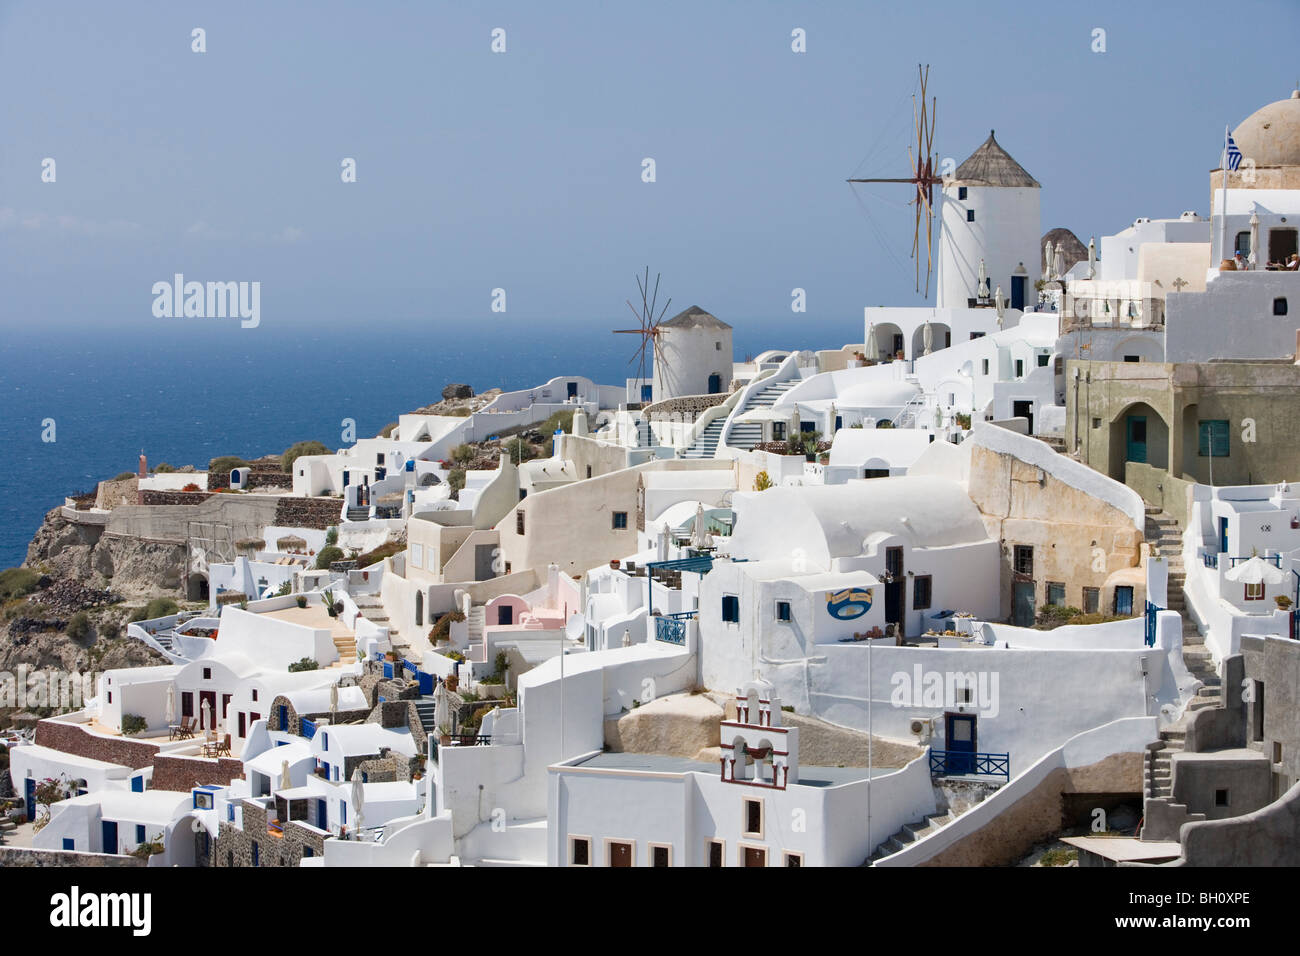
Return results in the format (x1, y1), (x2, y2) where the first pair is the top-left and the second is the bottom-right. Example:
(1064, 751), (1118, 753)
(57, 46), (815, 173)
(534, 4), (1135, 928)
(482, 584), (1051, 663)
(1226, 131), (1243, 171)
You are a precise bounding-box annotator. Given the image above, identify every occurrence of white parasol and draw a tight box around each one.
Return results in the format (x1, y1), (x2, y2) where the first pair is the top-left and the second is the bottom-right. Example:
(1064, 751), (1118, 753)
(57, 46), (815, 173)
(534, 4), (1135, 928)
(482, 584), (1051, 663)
(1087, 236), (1097, 279)
(976, 260), (990, 300)
(351, 769), (365, 837)
(865, 324), (878, 360)
(1224, 555), (1285, 585)
(922, 320), (934, 356)
(165, 685), (176, 726)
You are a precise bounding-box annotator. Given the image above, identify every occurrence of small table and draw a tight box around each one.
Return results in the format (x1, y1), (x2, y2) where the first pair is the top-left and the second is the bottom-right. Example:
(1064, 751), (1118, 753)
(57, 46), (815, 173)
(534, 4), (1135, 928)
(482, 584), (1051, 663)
(168, 725), (182, 741)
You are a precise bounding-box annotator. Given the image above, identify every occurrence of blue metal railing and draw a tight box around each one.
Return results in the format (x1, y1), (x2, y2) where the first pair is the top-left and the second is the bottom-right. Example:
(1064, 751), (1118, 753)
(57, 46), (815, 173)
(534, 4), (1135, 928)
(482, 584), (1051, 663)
(929, 750), (1010, 781)
(1203, 552), (1218, 569)
(653, 611), (696, 645)
(300, 718), (317, 739)
(1226, 555), (1282, 567)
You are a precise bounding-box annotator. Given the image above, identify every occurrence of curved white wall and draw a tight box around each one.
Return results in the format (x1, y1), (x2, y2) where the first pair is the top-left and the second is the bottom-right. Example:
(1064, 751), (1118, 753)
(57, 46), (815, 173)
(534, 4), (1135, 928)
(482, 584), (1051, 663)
(937, 184), (1041, 310)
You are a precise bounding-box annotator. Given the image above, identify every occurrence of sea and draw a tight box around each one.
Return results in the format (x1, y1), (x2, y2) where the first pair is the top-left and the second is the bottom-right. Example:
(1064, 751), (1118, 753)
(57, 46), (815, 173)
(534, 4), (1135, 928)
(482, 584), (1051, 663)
(0, 316), (855, 570)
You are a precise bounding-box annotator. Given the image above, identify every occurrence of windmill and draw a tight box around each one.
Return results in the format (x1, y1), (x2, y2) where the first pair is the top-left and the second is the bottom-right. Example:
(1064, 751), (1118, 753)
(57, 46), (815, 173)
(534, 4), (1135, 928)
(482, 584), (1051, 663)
(612, 267), (673, 402)
(848, 64), (942, 298)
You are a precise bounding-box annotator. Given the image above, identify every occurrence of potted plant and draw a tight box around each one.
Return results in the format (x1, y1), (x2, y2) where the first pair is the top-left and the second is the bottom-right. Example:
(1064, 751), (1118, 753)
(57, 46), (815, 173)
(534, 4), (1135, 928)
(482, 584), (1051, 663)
(1276, 595), (1293, 610)
(610, 559), (620, 570)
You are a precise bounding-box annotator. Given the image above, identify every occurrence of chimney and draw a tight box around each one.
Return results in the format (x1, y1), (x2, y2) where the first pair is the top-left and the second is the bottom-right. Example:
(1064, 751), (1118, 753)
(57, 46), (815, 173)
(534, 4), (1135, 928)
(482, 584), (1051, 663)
(138, 450), (148, 478)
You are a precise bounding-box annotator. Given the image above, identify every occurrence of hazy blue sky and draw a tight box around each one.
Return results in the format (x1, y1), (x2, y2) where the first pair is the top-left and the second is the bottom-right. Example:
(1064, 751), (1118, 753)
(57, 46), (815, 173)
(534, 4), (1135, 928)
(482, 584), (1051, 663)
(2, 0), (1297, 334)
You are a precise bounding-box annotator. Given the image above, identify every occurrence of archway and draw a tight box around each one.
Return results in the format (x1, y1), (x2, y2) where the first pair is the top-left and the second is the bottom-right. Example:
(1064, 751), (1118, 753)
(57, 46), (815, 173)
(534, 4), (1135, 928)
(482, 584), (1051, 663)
(1107, 402), (1169, 482)
(187, 573), (209, 602)
(869, 323), (904, 363)
(911, 322), (952, 359)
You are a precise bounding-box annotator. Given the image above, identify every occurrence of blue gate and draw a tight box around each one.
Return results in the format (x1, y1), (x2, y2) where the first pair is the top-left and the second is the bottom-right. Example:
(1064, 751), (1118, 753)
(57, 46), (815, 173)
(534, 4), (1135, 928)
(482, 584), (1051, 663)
(24, 777), (34, 822)
(1144, 601), (1161, 647)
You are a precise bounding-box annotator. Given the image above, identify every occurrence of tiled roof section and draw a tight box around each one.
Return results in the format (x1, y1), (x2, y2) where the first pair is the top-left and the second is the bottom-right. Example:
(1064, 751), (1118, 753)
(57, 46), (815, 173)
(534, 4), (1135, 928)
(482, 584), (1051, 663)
(662, 306), (731, 330)
(953, 131), (1040, 188)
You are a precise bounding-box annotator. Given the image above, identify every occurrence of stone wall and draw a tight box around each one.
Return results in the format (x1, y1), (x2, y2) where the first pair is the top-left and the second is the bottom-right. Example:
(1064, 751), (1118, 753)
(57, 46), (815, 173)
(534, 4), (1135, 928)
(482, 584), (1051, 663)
(96, 477), (139, 511)
(0, 846), (146, 867)
(207, 470), (293, 492)
(268, 694), (371, 736)
(205, 801), (328, 868)
(275, 497), (344, 530)
(34, 720), (159, 770)
(917, 752), (1142, 867)
(643, 393), (728, 422)
(138, 490), (214, 507)
(150, 755), (245, 792)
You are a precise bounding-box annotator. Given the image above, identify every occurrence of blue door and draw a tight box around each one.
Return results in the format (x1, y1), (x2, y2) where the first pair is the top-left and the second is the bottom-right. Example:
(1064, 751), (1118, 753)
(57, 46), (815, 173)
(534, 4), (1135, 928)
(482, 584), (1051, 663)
(1126, 415), (1147, 463)
(945, 713), (977, 774)
(102, 820), (118, 854)
(641, 384), (653, 402)
(278, 705), (288, 731)
(1011, 275), (1026, 311)
(24, 777), (34, 822)
(567, 381), (578, 399)
(1115, 586), (1134, 616)
(62, 838), (75, 851)
(708, 374), (722, 394)
(1218, 517), (1229, 556)
(498, 604), (513, 625)
(317, 799), (328, 830)
(131, 776), (143, 793)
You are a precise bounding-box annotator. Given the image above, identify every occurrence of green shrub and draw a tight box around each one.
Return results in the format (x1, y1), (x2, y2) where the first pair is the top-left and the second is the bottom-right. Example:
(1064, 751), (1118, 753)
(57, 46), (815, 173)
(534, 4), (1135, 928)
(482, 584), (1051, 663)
(99, 619), (121, 641)
(121, 714), (147, 736)
(155, 463), (175, 473)
(66, 611), (92, 641)
(428, 610), (465, 644)
(451, 443), (476, 464)
(324, 527), (338, 547)
(447, 407), (472, 417)
(296, 595), (308, 608)
(281, 440), (331, 473)
(447, 468), (466, 499)
(0, 568), (40, 601)
(275, 580), (293, 596)
(315, 546), (344, 570)
(537, 409), (575, 435)
(208, 456), (249, 476)
(378, 422), (399, 438)
(1038, 848), (1077, 867)
(288, 657), (319, 673)
(507, 442), (538, 465)
(128, 597), (180, 623)
(355, 541), (403, 568)
(112, 472), (135, 482)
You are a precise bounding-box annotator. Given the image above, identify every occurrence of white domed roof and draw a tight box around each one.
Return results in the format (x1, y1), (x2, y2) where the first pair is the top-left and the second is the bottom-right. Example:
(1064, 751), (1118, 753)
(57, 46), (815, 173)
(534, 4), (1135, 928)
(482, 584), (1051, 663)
(835, 379), (922, 408)
(1232, 91), (1300, 167)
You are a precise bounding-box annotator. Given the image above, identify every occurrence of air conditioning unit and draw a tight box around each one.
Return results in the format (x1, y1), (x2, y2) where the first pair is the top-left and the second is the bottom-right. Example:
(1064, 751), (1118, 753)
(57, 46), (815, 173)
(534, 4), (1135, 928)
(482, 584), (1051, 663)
(909, 717), (934, 742)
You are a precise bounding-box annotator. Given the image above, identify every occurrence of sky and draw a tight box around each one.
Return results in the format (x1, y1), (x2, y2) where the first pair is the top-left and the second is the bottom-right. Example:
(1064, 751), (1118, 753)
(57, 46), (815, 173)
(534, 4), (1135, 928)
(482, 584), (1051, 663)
(1, 0), (1298, 334)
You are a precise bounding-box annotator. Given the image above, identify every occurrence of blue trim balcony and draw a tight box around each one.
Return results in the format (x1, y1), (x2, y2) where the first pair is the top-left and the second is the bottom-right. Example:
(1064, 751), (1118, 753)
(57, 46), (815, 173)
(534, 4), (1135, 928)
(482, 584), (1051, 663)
(653, 611), (696, 646)
(929, 750), (1010, 781)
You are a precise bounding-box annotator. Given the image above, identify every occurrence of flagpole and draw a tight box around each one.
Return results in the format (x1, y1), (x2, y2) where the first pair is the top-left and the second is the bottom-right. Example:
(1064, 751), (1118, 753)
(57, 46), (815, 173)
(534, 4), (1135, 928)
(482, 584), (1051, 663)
(1220, 125), (1231, 264)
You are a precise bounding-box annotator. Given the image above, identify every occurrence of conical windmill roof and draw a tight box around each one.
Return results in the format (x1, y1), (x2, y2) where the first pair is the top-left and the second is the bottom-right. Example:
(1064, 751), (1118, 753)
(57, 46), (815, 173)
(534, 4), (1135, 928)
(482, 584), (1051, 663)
(953, 131), (1040, 188)
(661, 305), (731, 331)
(1042, 228), (1088, 272)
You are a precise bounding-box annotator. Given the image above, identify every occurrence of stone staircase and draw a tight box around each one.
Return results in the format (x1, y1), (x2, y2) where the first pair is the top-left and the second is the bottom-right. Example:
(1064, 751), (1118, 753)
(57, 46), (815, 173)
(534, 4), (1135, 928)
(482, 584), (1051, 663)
(332, 634), (357, 662)
(719, 378), (800, 451)
(346, 506), (371, 522)
(1144, 507), (1221, 711)
(866, 780), (999, 864)
(355, 595), (405, 654)
(467, 606), (486, 662)
(635, 417), (653, 448)
(683, 419), (725, 459)
(413, 699), (437, 737)
(1144, 726), (1184, 799)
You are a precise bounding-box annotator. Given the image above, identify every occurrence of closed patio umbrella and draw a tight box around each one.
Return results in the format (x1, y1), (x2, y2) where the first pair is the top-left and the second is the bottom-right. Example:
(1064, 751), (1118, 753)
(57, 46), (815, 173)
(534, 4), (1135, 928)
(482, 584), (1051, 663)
(976, 260), (990, 300)
(351, 769), (365, 838)
(1248, 210), (1260, 269)
(1087, 236), (1097, 279)
(691, 503), (707, 549)
(201, 698), (212, 734)
(280, 759), (291, 791)
(865, 324), (878, 361)
(922, 320), (934, 356)
(165, 685), (176, 726)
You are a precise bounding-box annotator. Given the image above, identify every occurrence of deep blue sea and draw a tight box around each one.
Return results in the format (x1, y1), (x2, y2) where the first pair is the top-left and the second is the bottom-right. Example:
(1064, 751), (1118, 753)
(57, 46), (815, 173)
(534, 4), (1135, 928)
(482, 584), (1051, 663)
(0, 317), (854, 569)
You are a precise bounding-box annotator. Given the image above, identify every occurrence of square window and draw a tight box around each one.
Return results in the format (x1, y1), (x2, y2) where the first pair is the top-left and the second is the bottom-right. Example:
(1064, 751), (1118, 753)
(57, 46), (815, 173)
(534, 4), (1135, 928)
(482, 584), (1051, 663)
(570, 836), (591, 866)
(966, 209), (975, 222)
(1274, 297), (1287, 316)
(885, 546), (904, 578)
(1014, 546), (1034, 576)
(136, 824), (146, 843)
(1091, 418), (1101, 429)
(1047, 582), (1065, 606)
(1037, 353), (1049, 367)
(743, 798), (764, 838)
(958, 186), (968, 200)
(784, 852), (803, 867)
(1015, 359), (1024, 378)
(251, 690), (258, 702)
(721, 595), (740, 624)
(715, 341), (722, 350)
(1123, 355), (1141, 363)
(1245, 582), (1264, 601)
(516, 510), (525, 535)
(586, 465), (592, 479)
(1274, 742), (1283, 763)
(913, 575), (932, 610)
(1198, 420), (1229, 458)
(1215, 788), (1229, 807)
(775, 601), (792, 622)
(612, 511), (628, 530)
(650, 844), (671, 867)
(707, 840), (724, 867)
(107, 691), (112, 704)
(203, 667), (211, 680)
(981, 358), (989, 375)
(1082, 587), (1100, 614)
